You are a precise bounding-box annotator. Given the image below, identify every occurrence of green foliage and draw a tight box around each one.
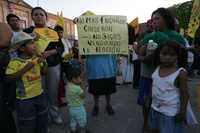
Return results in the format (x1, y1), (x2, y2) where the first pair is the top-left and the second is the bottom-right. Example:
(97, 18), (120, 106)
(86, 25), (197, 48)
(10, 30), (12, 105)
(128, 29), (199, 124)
(169, 0), (200, 44)
(176, 1), (193, 29)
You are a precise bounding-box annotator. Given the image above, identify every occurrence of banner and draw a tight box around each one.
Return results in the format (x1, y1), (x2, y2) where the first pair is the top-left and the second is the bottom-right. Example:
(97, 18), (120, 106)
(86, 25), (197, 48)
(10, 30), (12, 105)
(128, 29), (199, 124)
(187, 0), (200, 38)
(33, 28), (59, 54)
(77, 15), (128, 55)
(129, 17), (139, 35)
(56, 11), (65, 28)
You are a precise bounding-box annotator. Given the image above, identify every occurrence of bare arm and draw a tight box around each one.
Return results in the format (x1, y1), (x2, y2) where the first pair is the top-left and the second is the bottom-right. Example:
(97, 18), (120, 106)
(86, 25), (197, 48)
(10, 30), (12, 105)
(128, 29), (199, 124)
(6, 62), (35, 80)
(42, 49), (57, 58)
(176, 70), (189, 122)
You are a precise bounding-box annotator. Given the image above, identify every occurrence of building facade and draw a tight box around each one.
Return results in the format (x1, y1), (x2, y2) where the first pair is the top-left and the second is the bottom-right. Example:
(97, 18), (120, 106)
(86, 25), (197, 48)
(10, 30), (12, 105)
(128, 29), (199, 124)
(0, 0), (75, 39)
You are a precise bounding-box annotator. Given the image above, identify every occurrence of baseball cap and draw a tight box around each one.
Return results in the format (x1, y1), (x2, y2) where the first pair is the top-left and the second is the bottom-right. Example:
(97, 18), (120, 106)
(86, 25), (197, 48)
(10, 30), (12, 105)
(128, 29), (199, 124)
(11, 31), (35, 48)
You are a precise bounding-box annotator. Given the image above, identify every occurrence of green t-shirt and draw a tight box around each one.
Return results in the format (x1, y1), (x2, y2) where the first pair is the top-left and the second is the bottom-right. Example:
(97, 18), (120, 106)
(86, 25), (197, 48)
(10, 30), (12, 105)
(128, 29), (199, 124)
(141, 30), (186, 47)
(66, 82), (84, 107)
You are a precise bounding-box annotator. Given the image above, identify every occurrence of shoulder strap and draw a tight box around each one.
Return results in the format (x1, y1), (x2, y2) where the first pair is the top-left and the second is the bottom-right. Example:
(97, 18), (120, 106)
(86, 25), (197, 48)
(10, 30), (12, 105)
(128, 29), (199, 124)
(152, 67), (159, 78)
(174, 67), (186, 88)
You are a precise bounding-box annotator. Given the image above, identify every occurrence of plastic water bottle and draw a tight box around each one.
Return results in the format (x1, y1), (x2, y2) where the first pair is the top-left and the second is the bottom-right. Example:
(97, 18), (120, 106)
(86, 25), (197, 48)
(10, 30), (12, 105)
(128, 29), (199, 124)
(146, 40), (158, 55)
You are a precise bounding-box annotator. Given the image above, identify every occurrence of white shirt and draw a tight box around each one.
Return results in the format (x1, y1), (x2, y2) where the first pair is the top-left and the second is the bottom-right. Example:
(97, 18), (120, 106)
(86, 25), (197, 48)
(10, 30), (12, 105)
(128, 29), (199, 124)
(151, 67), (185, 116)
(132, 50), (138, 61)
(61, 38), (72, 57)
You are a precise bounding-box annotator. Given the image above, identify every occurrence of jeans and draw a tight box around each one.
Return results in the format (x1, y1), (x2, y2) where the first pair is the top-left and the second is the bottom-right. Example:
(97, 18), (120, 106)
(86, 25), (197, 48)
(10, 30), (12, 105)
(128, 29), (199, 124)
(16, 93), (48, 133)
(149, 108), (184, 133)
(43, 65), (62, 123)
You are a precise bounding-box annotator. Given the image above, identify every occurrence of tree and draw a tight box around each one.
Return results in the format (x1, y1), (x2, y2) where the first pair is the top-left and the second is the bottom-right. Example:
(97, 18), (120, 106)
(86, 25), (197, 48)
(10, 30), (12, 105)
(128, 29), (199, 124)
(169, 1), (200, 44)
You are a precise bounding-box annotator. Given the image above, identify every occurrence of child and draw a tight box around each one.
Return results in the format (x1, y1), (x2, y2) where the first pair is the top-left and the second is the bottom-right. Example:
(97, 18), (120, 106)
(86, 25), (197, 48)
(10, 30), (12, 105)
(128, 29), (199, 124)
(63, 59), (89, 133)
(6, 32), (48, 133)
(149, 40), (189, 133)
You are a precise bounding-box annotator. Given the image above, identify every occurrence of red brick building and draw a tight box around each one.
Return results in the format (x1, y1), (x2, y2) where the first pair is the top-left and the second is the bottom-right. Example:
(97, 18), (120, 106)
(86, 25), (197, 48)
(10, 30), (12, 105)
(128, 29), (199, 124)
(0, 0), (75, 39)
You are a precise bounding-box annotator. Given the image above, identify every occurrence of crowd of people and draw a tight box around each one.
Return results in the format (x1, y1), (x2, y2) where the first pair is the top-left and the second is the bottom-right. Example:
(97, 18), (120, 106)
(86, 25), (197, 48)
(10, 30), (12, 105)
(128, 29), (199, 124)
(0, 6), (199, 133)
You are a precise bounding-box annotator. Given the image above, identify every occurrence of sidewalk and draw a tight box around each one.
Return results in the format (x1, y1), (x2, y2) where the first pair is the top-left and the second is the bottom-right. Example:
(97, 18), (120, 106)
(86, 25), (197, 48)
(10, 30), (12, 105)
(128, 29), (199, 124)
(49, 80), (200, 133)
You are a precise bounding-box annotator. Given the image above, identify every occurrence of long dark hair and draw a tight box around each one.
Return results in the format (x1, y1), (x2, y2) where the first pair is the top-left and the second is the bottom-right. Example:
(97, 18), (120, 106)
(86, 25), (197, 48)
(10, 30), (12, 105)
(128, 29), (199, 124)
(154, 40), (187, 68)
(152, 8), (176, 30)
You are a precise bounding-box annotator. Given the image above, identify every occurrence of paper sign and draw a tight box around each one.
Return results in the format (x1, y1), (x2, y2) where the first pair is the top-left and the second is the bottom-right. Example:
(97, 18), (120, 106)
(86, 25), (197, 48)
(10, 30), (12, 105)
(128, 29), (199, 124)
(77, 15), (128, 55)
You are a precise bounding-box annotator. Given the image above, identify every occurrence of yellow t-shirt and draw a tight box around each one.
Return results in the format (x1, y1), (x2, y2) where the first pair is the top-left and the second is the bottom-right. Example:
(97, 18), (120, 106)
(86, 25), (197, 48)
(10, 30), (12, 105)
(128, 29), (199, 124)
(6, 57), (43, 100)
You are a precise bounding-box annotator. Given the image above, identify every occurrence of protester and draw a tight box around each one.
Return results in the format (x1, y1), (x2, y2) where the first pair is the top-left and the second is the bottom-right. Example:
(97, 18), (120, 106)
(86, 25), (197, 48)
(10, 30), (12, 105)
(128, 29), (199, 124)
(86, 54), (117, 116)
(149, 40), (189, 133)
(137, 7), (187, 132)
(24, 7), (63, 124)
(73, 16), (117, 117)
(6, 32), (48, 133)
(6, 13), (21, 34)
(146, 8), (186, 47)
(72, 40), (79, 60)
(132, 41), (140, 89)
(63, 59), (90, 133)
(0, 22), (16, 133)
(54, 25), (73, 106)
(6, 13), (22, 58)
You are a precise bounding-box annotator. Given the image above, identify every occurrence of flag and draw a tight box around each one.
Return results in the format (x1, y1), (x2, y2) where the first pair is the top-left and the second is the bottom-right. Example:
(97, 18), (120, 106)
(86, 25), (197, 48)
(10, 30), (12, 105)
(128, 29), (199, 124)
(187, 0), (200, 38)
(129, 17), (139, 35)
(56, 11), (65, 28)
(81, 10), (96, 16)
(56, 11), (69, 38)
(33, 28), (59, 54)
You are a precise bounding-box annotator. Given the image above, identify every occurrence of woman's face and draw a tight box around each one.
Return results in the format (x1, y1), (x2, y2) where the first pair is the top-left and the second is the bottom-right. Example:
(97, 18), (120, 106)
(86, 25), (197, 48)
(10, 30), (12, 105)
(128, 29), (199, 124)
(152, 13), (166, 31)
(32, 9), (47, 27)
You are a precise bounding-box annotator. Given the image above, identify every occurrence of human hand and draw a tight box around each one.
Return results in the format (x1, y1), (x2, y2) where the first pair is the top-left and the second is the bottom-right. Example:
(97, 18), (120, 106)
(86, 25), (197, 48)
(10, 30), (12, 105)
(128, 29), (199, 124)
(139, 46), (146, 56)
(42, 51), (51, 58)
(175, 112), (186, 123)
(31, 56), (45, 65)
(42, 50), (57, 58)
(24, 62), (35, 71)
(133, 42), (138, 50)
(37, 56), (46, 63)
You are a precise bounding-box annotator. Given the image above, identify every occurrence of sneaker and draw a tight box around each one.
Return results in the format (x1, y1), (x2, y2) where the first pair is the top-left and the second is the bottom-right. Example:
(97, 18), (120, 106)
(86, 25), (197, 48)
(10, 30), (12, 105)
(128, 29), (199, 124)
(92, 106), (99, 116)
(106, 105), (115, 115)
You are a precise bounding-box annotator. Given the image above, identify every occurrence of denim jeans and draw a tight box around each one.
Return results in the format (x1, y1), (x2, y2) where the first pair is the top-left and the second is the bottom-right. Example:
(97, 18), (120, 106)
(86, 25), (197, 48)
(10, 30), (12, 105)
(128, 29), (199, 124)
(16, 93), (48, 133)
(149, 108), (185, 133)
(42, 64), (62, 123)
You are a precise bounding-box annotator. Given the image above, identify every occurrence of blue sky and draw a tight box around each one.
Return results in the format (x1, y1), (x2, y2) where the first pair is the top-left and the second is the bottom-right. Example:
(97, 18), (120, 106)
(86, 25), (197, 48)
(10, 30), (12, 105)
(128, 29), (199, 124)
(24, 0), (189, 23)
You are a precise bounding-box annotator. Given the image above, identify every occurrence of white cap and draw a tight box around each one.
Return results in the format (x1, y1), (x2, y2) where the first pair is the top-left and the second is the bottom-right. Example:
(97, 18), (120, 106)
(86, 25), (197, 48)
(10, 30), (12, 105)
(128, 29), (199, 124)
(11, 31), (35, 48)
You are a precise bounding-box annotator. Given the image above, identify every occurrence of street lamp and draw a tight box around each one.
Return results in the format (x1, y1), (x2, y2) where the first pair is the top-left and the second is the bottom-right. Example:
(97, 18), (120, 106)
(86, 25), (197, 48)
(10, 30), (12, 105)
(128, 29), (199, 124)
(37, 0), (39, 6)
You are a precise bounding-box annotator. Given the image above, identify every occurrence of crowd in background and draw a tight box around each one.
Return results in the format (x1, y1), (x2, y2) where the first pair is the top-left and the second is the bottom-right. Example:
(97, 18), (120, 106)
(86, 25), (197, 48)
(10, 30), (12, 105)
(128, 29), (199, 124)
(0, 6), (200, 133)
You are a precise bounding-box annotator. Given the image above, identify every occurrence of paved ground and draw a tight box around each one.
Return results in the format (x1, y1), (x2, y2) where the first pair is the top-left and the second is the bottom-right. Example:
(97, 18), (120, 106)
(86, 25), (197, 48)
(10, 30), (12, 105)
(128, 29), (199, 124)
(49, 78), (200, 133)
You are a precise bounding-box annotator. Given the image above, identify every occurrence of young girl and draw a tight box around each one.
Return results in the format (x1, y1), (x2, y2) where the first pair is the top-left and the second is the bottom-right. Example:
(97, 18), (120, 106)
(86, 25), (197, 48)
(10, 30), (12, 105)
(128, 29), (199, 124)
(63, 59), (89, 133)
(149, 40), (189, 133)
(6, 32), (48, 133)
